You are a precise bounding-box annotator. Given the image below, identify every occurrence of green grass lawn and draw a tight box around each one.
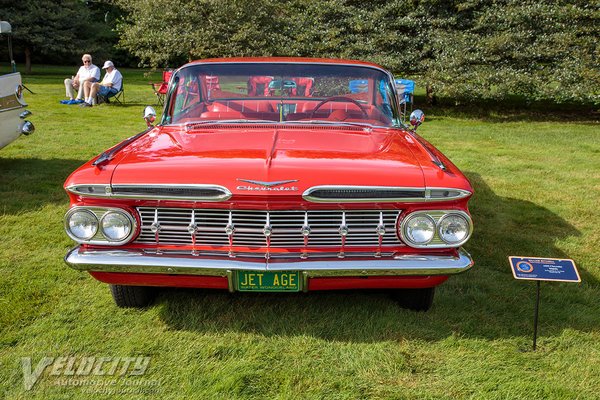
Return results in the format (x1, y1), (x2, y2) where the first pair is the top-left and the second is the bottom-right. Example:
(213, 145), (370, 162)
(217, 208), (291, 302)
(0, 65), (599, 399)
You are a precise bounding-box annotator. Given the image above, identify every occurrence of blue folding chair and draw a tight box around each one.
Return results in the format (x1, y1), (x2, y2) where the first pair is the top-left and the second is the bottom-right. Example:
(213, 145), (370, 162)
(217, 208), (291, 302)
(395, 78), (415, 120)
(349, 79), (369, 93)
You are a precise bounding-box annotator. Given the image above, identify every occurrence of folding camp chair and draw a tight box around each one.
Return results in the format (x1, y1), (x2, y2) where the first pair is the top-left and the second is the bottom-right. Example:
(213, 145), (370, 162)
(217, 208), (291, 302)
(97, 83), (124, 105)
(394, 79), (415, 120)
(349, 79), (369, 93)
(149, 69), (173, 105)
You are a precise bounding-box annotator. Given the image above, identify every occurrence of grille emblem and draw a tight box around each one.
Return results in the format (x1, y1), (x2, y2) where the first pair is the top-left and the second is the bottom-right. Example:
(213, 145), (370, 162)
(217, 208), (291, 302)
(237, 179), (298, 187)
(236, 179), (299, 192)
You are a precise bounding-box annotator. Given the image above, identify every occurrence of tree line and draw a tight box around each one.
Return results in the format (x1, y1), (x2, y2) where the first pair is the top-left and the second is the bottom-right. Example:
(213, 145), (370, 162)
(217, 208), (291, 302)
(2, 0), (598, 105)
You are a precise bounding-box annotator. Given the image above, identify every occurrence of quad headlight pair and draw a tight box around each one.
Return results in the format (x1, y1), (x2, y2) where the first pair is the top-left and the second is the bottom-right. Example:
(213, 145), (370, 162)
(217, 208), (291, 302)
(400, 210), (472, 248)
(65, 207), (136, 245)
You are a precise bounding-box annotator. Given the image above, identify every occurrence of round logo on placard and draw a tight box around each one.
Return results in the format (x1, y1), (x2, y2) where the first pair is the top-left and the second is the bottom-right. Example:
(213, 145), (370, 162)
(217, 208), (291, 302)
(516, 261), (534, 273)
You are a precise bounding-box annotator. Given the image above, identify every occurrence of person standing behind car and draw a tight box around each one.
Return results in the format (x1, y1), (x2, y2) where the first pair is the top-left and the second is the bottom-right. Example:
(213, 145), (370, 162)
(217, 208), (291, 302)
(63, 54), (100, 103)
(81, 61), (123, 107)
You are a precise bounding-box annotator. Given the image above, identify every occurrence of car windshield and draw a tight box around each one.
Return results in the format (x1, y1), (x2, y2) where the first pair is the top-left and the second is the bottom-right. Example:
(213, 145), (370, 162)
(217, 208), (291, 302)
(164, 63), (400, 127)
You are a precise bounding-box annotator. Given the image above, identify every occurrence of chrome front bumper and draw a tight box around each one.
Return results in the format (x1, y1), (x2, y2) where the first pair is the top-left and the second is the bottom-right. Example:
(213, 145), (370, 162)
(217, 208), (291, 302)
(65, 246), (474, 278)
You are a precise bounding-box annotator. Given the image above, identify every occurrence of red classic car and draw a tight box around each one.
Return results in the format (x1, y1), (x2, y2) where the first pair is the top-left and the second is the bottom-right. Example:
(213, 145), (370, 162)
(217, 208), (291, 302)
(63, 58), (474, 311)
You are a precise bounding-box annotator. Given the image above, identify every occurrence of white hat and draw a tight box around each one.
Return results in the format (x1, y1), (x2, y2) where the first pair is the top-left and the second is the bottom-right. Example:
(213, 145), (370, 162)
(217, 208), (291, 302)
(102, 60), (114, 69)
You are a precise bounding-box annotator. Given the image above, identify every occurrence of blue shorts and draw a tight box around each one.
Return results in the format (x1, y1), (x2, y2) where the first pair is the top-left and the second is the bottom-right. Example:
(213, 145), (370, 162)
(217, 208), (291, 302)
(98, 86), (118, 97)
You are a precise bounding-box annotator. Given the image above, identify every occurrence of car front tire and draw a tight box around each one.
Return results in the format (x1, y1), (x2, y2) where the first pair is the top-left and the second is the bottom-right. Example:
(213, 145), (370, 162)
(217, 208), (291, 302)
(391, 287), (435, 312)
(109, 284), (156, 308)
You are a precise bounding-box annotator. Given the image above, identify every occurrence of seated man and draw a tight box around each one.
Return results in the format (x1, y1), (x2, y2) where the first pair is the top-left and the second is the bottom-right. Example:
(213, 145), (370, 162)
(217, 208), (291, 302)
(63, 54), (100, 103)
(80, 60), (123, 107)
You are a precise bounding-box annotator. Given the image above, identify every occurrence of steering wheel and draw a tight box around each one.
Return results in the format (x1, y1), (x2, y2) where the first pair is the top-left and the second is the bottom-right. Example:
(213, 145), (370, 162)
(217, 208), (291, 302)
(309, 96), (368, 119)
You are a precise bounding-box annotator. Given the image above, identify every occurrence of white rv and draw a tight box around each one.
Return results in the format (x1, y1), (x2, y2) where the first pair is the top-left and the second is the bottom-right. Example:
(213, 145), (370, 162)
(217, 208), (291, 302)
(0, 21), (34, 150)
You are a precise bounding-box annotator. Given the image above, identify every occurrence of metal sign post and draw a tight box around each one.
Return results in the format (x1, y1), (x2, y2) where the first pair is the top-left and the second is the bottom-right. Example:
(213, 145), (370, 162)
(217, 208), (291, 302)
(509, 257), (580, 351)
(532, 280), (540, 350)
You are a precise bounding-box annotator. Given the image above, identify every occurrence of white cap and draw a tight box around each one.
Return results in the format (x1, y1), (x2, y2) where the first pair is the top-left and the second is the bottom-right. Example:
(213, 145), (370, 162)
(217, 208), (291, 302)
(102, 60), (114, 69)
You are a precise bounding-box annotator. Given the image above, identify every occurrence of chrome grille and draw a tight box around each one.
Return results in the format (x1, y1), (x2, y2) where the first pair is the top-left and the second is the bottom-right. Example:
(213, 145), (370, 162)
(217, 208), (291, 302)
(135, 208), (401, 248)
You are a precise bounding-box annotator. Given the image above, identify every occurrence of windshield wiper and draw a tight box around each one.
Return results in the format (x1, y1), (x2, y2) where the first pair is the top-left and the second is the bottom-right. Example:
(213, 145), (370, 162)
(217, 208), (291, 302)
(184, 119), (376, 129)
(292, 120), (373, 128)
(186, 119), (278, 126)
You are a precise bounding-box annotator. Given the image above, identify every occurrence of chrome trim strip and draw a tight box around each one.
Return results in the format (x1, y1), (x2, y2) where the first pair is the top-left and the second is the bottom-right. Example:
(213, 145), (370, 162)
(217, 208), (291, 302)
(406, 132), (448, 171)
(66, 183), (232, 201)
(0, 105), (26, 114)
(110, 184), (232, 201)
(400, 210), (473, 249)
(425, 188), (472, 200)
(65, 246), (474, 277)
(302, 185), (471, 203)
(0, 92), (26, 113)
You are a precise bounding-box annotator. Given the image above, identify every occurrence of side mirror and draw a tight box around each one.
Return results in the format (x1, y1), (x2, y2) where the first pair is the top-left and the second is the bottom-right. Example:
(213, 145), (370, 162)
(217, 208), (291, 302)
(143, 106), (156, 127)
(409, 109), (425, 130)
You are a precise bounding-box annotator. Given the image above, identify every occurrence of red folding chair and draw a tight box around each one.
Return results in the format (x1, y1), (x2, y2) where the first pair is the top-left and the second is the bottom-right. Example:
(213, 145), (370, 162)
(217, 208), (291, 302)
(149, 69), (173, 105)
(291, 77), (314, 97)
(247, 76), (274, 96)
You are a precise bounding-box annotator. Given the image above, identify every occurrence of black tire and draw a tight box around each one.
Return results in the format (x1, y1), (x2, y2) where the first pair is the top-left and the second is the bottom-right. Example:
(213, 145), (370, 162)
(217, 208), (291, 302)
(109, 285), (156, 308)
(390, 287), (435, 312)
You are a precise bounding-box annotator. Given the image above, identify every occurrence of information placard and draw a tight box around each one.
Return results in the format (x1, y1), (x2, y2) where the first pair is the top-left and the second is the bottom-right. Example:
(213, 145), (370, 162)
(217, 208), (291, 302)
(509, 256), (580, 282)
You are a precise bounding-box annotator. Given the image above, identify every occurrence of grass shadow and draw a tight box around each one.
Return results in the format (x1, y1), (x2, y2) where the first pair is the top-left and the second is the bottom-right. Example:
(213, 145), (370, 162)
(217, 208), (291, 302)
(157, 173), (597, 343)
(420, 104), (599, 124)
(0, 158), (84, 215)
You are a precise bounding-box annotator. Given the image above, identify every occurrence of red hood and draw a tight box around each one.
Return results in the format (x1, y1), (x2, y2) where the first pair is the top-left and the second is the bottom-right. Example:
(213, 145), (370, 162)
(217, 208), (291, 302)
(106, 125), (470, 196)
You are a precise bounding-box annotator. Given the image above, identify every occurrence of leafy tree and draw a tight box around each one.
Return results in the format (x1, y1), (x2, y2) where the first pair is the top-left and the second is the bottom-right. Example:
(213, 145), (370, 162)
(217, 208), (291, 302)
(115, 0), (287, 67)
(0, 0), (99, 73)
(421, 0), (600, 104)
(113, 0), (599, 104)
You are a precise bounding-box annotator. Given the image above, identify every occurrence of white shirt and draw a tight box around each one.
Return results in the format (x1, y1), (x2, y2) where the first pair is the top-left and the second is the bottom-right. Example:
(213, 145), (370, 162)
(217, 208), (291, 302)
(101, 69), (123, 91)
(76, 64), (100, 82)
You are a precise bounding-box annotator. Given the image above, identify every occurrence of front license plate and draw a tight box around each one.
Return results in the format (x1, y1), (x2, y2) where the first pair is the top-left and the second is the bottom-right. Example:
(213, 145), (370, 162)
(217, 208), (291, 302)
(236, 271), (301, 292)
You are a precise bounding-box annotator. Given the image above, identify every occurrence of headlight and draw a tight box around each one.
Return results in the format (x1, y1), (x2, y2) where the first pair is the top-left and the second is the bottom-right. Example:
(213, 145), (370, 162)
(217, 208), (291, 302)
(101, 211), (133, 241)
(67, 210), (98, 240)
(399, 210), (472, 248)
(402, 214), (435, 245)
(438, 213), (470, 245)
(64, 207), (136, 245)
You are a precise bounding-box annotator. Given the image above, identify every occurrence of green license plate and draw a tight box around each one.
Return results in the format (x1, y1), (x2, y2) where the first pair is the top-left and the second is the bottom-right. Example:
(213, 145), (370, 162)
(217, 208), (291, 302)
(236, 271), (301, 292)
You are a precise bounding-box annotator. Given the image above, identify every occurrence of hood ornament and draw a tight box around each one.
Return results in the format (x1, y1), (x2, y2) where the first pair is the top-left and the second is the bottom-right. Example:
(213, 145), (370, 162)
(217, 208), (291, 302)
(237, 179), (298, 187)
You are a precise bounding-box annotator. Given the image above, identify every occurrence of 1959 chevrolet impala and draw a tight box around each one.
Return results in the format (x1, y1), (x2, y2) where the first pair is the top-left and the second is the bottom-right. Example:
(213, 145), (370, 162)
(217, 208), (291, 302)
(63, 58), (474, 311)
